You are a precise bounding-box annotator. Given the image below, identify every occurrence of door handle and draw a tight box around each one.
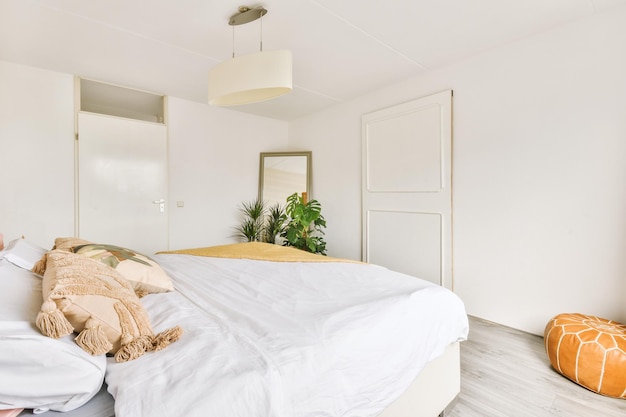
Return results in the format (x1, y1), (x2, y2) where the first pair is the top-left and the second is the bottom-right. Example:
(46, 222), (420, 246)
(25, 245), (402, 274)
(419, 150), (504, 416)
(153, 199), (165, 213)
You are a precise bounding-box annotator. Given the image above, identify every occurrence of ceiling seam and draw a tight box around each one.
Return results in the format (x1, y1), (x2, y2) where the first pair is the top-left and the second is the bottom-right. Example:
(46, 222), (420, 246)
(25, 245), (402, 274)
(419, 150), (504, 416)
(309, 0), (431, 71)
(292, 83), (343, 103)
(36, 1), (219, 62)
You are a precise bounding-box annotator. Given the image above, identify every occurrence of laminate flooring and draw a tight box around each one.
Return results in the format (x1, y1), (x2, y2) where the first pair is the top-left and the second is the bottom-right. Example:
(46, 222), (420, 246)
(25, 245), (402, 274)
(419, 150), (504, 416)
(446, 316), (626, 417)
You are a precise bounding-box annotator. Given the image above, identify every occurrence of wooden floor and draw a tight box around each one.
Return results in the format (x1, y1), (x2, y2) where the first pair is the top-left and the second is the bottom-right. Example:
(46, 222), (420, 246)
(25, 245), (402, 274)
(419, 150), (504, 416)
(445, 316), (626, 417)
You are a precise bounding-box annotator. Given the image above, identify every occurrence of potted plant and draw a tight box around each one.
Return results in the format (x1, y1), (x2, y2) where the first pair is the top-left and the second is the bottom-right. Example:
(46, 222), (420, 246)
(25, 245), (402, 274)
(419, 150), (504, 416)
(234, 199), (287, 243)
(265, 203), (287, 244)
(234, 199), (267, 242)
(281, 192), (327, 255)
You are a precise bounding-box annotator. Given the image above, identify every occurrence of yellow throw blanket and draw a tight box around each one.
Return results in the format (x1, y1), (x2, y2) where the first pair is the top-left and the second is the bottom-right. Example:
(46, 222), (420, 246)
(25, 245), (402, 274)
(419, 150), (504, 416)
(159, 242), (360, 264)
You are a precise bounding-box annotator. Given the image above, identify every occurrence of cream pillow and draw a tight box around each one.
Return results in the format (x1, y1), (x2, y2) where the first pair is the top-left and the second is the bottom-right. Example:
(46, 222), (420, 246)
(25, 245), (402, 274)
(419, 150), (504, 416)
(71, 243), (174, 296)
(36, 250), (182, 362)
(33, 237), (174, 296)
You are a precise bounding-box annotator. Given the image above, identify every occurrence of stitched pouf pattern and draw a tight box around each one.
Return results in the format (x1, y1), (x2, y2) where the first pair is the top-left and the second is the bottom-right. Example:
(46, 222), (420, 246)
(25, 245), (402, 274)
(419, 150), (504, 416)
(544, 313), (626, 399)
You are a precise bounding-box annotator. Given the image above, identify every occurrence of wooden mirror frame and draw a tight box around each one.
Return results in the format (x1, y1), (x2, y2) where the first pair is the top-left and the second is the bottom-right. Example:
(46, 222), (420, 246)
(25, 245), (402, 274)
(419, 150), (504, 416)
(258, 151), (312, 207)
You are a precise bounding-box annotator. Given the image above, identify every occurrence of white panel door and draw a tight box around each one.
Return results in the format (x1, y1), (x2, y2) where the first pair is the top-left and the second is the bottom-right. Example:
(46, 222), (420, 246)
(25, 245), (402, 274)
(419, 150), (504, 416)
(78, 112), (168, 254)
(362, 90), (452, 288)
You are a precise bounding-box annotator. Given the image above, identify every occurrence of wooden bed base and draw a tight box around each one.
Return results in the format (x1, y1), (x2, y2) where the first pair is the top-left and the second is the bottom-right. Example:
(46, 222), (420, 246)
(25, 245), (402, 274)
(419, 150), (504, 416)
(379, 342), (461, 417)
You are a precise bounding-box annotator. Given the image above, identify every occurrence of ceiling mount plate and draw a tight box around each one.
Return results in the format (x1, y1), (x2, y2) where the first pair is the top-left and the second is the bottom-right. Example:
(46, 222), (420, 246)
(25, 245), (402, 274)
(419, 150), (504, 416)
(229, 6), (267, 26)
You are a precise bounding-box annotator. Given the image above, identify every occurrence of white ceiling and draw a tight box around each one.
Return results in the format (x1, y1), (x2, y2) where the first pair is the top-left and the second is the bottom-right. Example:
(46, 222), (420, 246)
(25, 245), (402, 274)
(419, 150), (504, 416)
(2, 0), (625, 121)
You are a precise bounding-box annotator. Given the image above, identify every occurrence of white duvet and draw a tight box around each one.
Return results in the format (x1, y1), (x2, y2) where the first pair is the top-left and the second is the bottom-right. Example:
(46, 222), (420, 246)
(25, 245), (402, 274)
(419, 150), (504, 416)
(105, 255), (468, 417)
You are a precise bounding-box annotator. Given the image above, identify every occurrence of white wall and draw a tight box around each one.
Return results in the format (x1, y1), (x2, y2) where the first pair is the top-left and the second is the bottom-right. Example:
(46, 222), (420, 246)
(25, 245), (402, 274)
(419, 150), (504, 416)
(0, 61), (75, 247)
(167, 97), (288, 250)
(289, 6), (626, 334)
(0, 61), (289, 252)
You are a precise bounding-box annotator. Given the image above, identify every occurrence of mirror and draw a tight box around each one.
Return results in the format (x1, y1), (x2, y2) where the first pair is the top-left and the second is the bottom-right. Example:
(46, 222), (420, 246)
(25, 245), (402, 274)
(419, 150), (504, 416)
(259, 151), (311, 207)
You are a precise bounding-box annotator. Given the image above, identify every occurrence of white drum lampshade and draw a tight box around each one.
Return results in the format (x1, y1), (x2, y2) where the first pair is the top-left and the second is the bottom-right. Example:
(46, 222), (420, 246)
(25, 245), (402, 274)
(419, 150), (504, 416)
(208, 49), (292, 106)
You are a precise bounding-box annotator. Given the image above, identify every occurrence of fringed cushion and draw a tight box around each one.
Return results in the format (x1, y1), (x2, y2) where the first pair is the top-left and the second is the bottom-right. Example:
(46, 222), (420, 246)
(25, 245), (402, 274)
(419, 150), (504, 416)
(36, 250), (182, 362)
(32, 237), (174, 296)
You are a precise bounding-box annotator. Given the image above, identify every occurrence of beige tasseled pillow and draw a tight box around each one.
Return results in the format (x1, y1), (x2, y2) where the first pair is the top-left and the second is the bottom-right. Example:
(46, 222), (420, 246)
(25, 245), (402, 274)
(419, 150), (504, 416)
(32, 237), (92, 275)
(36, 250), (182, 362)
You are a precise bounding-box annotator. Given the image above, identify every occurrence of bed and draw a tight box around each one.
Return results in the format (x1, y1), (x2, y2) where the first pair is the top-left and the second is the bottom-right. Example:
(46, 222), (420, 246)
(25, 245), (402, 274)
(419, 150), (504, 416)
(0, 239), (468, 417)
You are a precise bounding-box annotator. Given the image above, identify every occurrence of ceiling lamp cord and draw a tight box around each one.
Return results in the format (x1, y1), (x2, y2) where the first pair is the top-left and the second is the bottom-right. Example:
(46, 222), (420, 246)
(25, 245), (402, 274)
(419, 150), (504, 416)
(259, 13), (263, 52)
(230, 8), (264, 57)
(232, 25), (235, 58)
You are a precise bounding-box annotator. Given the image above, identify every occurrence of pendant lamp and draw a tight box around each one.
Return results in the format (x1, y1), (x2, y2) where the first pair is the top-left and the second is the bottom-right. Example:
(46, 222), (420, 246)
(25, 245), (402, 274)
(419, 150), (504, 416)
(208, 6), (292, 106)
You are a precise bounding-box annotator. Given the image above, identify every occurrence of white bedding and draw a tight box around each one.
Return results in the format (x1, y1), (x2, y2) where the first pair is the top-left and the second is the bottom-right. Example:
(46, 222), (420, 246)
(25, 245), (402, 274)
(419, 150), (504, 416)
(105, 254), (468, 417)
(0, 260), (106, 413)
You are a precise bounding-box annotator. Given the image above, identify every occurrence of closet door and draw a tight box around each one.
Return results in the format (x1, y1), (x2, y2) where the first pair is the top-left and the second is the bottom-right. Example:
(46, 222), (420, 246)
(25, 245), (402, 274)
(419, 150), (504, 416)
(78, 112), (168, 254)
(362, 90), (452, 289)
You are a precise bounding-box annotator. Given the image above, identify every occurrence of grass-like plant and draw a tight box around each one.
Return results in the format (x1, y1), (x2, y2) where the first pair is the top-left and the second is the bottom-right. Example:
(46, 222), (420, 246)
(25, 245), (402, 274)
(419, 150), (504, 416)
(265, 203), (287, 244)
(234, 199), (267, 242)
(234, 199), (287, 243)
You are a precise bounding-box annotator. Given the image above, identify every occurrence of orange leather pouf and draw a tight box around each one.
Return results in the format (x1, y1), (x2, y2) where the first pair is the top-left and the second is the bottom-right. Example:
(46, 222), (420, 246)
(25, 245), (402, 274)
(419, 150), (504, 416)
(544, 313), (626, 399)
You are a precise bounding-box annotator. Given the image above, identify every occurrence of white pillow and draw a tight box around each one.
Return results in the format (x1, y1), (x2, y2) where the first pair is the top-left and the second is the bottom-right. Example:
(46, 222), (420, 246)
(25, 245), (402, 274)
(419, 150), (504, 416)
(0, 261), (106, 413)
(0, 238), (47, 271)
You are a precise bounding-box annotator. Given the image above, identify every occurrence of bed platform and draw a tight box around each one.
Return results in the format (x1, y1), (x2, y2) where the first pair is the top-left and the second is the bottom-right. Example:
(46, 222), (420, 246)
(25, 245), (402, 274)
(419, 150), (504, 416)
(381, 342), (460, 417)
(18, 342), (461, 417)
(1, 240), (467, 417)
